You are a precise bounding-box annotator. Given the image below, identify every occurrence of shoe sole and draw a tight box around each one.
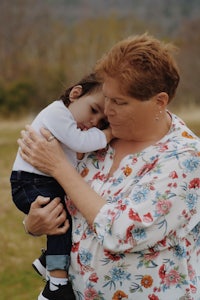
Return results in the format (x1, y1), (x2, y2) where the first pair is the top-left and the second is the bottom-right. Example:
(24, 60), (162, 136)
(32, 258), (46, 278)
(38, 291), (49, 300)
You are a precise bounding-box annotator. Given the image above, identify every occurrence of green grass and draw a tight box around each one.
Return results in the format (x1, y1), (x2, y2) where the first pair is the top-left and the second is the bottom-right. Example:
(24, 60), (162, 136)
(0, 117), (199, 299)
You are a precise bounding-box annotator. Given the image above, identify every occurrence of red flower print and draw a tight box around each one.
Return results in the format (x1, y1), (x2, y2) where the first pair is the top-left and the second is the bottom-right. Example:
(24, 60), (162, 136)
(148, 294), (160, 300)
(84, 287), (98, 300)
(189, 178), (200, 189)
(185, 238), (191, 247)
(104, 250), (122, 261)
(129, 208), (142, 222)
(164, 269), (181, 286)
(89, 272), (99, 283)
(71, 242), (79, 252)
(159, 264), (166, 279)
(144, 249), (159, 261)
(190, 284), (197, 293)
(96, 148), (107, 161)
(125, 224), (136, 244)
(157, 237), (167, 247)
(188, 264), (196, 281)
(159, 143), (168, 152)
(117, 202), (127, 211)
(143, 212), (153, 223)
(114, 188), (122, 196)
(169, 171), (178, 179)
(92, 171), (107, 181)
(156, 200), (172, 215)
(132, 157), (138, 163)
(138, 158), (159, 176)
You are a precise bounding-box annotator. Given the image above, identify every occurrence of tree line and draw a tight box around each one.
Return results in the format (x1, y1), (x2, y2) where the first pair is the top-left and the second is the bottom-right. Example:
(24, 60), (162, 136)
(0, 0), (200, 118)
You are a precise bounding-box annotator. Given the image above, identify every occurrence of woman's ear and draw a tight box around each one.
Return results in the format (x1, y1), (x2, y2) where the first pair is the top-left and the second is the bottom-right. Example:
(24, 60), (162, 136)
(69, 85), (83, 102)
(156, 92), (169, 109)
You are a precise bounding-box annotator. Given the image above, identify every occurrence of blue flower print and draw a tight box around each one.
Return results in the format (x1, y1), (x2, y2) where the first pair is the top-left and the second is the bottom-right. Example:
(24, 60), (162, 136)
(182, 157), (200, 172)
(79, 248), (93, 266)
(132, 228), (146, 241)
(103, 263), (131, 289)
(173, 245), (187, 259)
(131, 186), (149, 204)
(186, 193), (198, 210)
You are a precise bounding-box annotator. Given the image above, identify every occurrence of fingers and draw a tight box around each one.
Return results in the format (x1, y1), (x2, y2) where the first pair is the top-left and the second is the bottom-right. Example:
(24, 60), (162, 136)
(55, 219), (70, 235)
(40, 127), (51, 139)
(37, 196), (68, 229)
(46, 219), (70, 236)
(27, 196), (69, 236)
(25, 125), (39, 143)
(31, 196), (51, 208)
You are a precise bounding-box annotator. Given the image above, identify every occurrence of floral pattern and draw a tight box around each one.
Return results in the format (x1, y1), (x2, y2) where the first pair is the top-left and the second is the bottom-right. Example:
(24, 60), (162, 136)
(68, 113), (200, 300)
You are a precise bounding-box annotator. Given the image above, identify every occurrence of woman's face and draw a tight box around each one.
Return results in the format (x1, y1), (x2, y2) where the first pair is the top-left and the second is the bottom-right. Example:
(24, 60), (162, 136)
(102, 77), (158, 141)
(68, 90), (106, 130)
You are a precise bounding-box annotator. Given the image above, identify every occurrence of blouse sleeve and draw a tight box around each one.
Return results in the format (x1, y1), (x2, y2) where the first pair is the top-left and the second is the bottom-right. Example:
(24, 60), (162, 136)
(93, 148), (200, 253)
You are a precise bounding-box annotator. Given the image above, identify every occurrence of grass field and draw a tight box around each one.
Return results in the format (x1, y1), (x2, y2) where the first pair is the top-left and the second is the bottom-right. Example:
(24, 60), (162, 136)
(0, 119), (46, 300)
(0, 112), (200, 299)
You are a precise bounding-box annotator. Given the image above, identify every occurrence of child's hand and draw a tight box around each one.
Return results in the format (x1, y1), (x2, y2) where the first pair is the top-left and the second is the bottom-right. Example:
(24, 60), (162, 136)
(103, 126), (114, 143)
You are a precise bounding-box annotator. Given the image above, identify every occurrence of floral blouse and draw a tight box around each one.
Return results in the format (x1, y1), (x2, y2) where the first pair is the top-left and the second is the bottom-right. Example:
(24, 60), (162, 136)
(68, 113), (200, 300)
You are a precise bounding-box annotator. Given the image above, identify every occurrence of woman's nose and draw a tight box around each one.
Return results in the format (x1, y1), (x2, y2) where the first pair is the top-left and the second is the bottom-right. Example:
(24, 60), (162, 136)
(104, 98), (113, 116)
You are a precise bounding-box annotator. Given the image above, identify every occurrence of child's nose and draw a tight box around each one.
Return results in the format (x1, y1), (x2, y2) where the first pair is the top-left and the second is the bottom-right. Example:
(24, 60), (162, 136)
(90, 116), (100, 126)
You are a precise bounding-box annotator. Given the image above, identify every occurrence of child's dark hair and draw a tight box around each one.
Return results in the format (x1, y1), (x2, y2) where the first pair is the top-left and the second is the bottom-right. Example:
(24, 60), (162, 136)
(60, 73), (109, 130)
(60, 73), (102, 107)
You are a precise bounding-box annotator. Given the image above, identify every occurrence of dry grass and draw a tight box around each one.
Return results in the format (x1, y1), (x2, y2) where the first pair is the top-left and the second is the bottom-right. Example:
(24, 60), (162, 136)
(0, 118), (45, 299)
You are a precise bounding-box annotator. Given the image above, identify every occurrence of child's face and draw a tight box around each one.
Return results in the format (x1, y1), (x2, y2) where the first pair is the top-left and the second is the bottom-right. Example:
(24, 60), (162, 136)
(68, 90), (106, 130)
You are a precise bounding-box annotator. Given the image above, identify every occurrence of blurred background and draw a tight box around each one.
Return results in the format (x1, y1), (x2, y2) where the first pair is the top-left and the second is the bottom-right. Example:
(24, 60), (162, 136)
(0, 0), (200, 118)
(0, 0), (200, 299)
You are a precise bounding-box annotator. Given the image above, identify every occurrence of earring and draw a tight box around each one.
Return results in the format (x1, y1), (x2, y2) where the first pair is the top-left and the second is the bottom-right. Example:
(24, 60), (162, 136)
(155, 110), (162, 121)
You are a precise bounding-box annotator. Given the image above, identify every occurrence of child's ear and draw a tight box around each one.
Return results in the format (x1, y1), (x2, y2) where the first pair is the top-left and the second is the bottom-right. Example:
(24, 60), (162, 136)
(69, 85), (83, 101)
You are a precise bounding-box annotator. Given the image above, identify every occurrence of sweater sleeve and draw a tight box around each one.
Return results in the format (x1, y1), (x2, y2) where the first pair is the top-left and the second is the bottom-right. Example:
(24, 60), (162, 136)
(42, 101), (107, 152)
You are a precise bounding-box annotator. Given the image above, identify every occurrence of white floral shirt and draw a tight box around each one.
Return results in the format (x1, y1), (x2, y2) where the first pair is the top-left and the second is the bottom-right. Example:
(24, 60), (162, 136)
(68, 113), (200, 300)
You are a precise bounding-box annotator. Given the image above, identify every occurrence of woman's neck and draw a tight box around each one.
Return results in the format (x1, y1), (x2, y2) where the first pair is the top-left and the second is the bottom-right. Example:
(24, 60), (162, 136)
(108, 111), (172, 177)
(133, 110), (172, 145)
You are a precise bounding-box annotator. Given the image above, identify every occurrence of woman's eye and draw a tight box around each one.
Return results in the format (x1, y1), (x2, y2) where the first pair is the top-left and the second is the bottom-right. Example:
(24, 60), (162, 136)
(114, 99), (124, 105)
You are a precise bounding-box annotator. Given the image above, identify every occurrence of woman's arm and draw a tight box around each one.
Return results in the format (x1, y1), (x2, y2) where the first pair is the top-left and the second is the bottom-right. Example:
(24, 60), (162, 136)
(18, 125), (106, 225)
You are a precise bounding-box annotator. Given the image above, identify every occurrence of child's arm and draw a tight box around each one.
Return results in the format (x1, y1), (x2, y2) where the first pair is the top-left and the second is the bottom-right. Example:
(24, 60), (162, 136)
(77, 126), (114, 160)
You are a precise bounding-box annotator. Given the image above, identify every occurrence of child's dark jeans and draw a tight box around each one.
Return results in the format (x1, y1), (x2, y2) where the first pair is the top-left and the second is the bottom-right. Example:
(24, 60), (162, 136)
(10, 170), (72, 271)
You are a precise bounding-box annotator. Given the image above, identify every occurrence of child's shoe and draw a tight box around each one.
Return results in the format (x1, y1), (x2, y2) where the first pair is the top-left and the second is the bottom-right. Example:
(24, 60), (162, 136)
(32, 248), (47, 278)
(38, 281), (76, 300)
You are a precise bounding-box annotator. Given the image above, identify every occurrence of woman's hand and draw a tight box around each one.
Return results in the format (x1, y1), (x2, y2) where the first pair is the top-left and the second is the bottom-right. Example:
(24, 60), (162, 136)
(18, 125), (66, 177)
(24, 196), (69, 236)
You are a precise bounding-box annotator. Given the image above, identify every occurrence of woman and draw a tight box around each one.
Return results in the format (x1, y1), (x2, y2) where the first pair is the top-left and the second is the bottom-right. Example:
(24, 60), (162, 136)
(19, 33), (200, 300)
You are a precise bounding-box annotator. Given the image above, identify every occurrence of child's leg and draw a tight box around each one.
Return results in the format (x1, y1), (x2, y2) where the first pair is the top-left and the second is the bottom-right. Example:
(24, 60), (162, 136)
(11, 172), (75, 297)
(10, 170), (38, 214)
(46, 208), (72, 290)
(36, 178), (73, 293)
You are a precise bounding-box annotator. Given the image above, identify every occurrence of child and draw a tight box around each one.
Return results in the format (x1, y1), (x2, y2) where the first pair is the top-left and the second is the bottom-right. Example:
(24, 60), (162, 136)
(10, 73), (112, 300)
